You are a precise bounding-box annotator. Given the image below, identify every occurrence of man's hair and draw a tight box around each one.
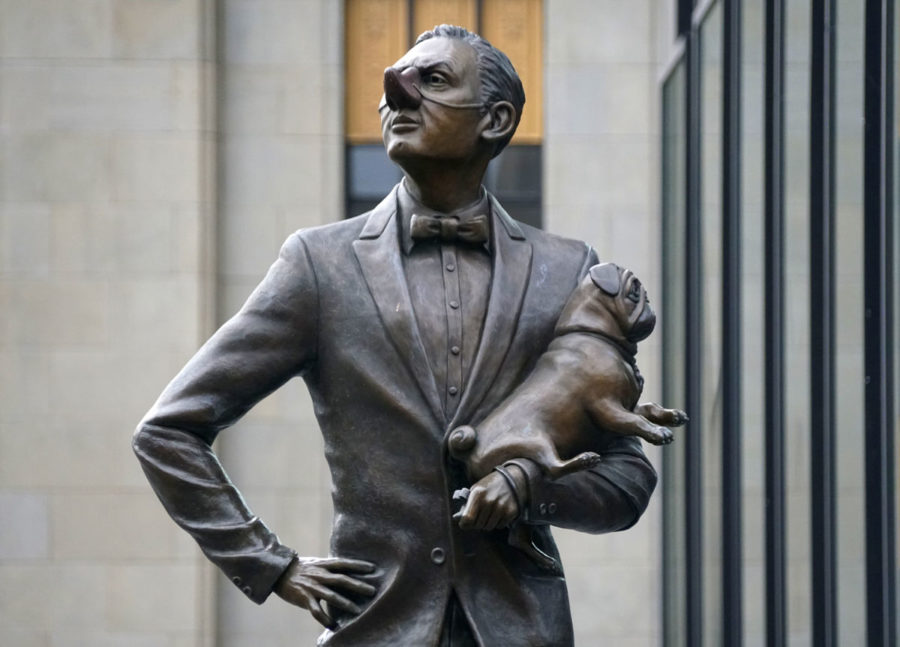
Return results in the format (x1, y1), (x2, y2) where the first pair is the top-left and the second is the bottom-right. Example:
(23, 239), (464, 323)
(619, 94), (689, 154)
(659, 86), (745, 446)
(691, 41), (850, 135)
(415, 24), (525, 158)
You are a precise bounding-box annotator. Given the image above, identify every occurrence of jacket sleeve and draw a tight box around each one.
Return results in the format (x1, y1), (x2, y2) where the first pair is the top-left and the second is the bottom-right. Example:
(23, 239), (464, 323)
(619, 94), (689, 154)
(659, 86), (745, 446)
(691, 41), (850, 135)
(132, 232), (317, 603)
(514, 244), (658, 533)
(514, 436), (657, 533)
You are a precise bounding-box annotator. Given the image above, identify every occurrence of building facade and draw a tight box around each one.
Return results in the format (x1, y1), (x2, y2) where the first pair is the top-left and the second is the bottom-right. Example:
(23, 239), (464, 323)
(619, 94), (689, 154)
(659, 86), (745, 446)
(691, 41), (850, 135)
(0, 1), (678, 645)
(660, 1), (899, 646)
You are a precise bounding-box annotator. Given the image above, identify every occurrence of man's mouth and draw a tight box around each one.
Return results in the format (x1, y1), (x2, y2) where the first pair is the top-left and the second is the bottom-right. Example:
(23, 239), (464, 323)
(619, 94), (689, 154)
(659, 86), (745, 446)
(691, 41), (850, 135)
(390, 115), (419, 133)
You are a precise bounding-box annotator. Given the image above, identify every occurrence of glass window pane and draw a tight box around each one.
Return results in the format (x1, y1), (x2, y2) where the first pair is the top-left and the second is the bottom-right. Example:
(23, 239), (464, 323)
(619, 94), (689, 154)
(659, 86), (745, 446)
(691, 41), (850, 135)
(834, 0), (866, 643)
(485, 146), (543, 229)
(784, 0), (812, 643)
(413, 0), (477, 35)
(741, 2), (766, 645)
(700, 6), (724, 646)
(662, 57), (688, 647)
(346, 144), (542, 227)
(348, 144), (403, 200)
(345, 0), (410, 143)
(481, 0), (543, 143)
(346, 144), (403, 216)
(484, 146), (542, 201)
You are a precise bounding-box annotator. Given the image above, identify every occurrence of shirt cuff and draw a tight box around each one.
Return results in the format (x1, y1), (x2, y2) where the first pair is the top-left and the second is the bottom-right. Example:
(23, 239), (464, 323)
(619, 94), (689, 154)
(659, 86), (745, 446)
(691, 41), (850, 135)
(501, 458), (556, 524)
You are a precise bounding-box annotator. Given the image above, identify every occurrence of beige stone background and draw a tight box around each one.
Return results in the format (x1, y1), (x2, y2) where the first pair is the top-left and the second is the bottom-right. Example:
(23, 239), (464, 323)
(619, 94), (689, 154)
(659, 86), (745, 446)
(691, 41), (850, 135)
(0, 1), (679, 645)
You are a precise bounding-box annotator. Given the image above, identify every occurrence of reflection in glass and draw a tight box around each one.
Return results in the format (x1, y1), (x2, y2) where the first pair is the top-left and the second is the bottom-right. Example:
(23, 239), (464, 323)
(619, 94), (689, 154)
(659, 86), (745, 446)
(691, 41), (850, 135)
(662, 58), (688, 647)
(783, 0), (812, 642)
(740, 3), (766, 645)
(699, 6), (724, 647)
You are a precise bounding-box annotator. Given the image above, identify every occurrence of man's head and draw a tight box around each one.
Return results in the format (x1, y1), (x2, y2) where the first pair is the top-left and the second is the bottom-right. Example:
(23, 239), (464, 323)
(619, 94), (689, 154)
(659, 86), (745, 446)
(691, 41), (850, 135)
(414, 25), (525, 156)
(380, 25), (525, 171)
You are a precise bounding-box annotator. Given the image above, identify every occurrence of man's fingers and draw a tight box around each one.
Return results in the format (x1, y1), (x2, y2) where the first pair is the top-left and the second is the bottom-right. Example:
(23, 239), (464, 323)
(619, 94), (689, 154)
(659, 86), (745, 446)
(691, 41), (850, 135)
(306, 582), (362, 615)
(276, 556), (379, 627)
(472, 496), (500, 529)
(460, 492), (498, 530)
(483, 500), (512, 530)
(315, 557), (376, 573)
(455, 488), (483, 528)
(276, 586), (305, 609)
(302, 592), (335, 628)
(317, 571), (377, 597)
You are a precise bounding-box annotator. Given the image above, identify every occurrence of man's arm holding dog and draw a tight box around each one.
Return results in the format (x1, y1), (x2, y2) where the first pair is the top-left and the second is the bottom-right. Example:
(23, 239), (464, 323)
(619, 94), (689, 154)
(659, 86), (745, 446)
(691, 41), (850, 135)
(455, 245), (657, 533)
(456, 436), (656, 533)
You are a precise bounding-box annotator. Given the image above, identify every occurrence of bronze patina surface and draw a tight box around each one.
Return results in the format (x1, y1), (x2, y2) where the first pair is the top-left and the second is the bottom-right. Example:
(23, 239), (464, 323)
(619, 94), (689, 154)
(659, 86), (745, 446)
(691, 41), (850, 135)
(133, 25), (678, 646)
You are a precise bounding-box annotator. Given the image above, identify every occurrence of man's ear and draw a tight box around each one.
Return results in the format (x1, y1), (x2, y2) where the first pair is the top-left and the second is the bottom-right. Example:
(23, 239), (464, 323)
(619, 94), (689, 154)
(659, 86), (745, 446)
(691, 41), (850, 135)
(479, 101), (517, 147)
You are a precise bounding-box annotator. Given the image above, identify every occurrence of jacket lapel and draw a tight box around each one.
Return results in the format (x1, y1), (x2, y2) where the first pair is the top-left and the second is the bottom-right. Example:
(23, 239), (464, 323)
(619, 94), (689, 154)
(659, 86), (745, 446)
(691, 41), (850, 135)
(450, 196), (533, 428)
(352, 188), (445, 428)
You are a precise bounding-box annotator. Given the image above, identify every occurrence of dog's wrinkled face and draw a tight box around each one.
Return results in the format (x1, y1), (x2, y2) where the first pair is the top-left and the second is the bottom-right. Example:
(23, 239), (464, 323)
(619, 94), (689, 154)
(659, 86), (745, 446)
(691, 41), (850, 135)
(588, 263), (656, 342)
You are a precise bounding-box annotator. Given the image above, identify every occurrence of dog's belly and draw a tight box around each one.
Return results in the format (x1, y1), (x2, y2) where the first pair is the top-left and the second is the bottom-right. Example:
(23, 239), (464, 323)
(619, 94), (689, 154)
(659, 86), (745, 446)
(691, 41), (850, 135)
(467, 336), (628, 473)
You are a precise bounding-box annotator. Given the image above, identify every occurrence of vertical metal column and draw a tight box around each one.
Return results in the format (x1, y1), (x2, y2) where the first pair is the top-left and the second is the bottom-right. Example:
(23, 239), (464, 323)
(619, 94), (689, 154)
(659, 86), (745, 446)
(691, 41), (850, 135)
(680, 0), (696, 36)
(863, 1), (897, 645)
(809, 1), (837, 645)
(721, 1), (743, 645)
(764, 0), (786, 645)
(685, 24), (705, 647)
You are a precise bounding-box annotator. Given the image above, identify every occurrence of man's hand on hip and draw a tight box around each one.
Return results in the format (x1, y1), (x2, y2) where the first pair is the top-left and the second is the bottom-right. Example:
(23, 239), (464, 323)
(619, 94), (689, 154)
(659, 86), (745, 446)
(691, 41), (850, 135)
(274, 556), (377, 628)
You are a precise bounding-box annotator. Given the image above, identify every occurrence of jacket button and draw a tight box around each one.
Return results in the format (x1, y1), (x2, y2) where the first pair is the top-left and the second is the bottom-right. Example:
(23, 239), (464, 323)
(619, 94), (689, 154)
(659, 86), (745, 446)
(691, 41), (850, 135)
(448, 386), (458, 395)
(242, 586), (252, 596)
(232, 576), (242, 585)
(449, 300), (460, 309)
(548, 502), (557, 514)
(539, 503), (547, 516)
(430, 547), (446, 565)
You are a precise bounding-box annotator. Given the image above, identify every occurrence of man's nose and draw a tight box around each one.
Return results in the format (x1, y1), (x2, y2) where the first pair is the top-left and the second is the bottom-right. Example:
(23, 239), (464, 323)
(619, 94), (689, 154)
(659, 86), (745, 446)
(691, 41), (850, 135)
(383, 66), (422, 111)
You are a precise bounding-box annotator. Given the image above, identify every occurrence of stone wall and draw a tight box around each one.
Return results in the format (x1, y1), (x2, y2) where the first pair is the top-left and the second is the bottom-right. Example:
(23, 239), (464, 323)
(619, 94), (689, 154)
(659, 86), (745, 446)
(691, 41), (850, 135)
(212, 1), (343, 644)
(545, 1), (671, 645)
(0, 1), (217, 645)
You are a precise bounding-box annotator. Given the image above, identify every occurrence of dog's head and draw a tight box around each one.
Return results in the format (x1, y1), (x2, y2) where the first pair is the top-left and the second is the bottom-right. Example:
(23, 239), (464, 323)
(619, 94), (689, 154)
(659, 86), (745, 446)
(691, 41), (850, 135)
(555, 263), (656, 348)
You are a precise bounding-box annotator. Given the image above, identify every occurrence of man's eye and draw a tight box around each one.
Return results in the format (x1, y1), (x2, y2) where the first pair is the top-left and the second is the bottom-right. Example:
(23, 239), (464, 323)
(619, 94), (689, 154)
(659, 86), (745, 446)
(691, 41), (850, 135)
(424, 73), (446, 85)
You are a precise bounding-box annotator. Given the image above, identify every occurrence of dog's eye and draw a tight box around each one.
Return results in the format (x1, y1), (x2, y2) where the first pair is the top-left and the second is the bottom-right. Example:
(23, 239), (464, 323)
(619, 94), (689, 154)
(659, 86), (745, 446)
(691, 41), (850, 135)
(626, 280), (642, 303)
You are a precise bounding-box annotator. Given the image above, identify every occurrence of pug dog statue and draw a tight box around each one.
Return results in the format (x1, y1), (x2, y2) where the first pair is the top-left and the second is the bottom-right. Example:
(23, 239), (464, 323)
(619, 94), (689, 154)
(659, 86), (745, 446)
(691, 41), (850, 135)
(448, 263), (687, 571)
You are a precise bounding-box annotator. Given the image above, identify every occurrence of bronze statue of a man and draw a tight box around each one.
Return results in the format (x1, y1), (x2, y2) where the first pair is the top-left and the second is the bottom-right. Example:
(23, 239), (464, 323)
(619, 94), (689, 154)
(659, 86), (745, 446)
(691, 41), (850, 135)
(134, 25), (657, 646)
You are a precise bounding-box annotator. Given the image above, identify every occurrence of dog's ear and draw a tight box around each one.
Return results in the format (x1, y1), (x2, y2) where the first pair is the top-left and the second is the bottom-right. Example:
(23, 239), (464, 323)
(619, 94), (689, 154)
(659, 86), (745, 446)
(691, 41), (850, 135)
(589, 263), (622, 296)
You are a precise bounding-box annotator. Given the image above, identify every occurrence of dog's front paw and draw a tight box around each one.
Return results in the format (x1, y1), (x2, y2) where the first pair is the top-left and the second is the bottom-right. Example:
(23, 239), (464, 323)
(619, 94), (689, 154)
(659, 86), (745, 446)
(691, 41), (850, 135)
(643, 425), (674, 445)
(672, 410), (689, 426)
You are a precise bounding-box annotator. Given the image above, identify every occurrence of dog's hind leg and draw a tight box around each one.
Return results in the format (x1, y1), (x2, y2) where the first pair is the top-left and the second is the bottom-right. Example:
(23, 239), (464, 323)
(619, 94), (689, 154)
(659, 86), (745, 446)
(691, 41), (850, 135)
(634, 402), (689, 427)
(510, 437), (601, 481)
(543, 451), (602, 480)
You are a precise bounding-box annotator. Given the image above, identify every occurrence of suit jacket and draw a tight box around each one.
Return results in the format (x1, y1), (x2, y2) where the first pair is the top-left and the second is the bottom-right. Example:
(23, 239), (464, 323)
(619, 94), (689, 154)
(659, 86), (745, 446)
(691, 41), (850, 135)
(133, 186), (658, 646)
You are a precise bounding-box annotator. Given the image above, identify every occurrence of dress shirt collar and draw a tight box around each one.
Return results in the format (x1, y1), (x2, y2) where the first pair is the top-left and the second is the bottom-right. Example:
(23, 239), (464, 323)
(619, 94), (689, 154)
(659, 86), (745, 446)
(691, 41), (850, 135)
(397, 178), (492, 255)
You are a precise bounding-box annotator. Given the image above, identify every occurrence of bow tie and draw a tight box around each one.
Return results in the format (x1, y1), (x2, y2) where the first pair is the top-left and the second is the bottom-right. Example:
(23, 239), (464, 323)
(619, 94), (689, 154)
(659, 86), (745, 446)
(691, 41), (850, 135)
(409, 214), (489, 245)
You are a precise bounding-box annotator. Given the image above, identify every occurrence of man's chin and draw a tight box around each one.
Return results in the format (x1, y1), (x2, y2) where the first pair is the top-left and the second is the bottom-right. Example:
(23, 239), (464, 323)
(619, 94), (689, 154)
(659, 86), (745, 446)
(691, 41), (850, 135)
(385, 138), (422, 162)
(385, 142), (436, 175)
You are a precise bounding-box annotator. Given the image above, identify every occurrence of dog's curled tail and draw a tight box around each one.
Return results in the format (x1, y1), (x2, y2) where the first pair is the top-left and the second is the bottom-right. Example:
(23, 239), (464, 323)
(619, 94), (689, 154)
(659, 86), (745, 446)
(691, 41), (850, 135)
(447, 425), (477, 458)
